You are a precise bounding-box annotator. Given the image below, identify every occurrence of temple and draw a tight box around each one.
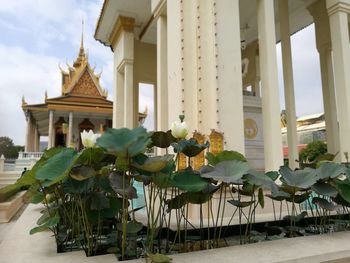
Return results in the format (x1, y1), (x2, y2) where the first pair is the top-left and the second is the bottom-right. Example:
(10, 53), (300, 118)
(22, 29), (147, 152)
(94, 0), (350, 171)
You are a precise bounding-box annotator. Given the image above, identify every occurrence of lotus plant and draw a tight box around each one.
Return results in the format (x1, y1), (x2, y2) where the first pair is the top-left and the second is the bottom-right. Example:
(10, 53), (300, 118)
(80, 130), (100, 148)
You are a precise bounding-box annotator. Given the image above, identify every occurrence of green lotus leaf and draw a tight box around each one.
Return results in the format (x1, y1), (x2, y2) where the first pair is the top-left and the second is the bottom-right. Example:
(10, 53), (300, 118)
(97, 127), (151, 157)
(171, 138), (209, 157)
(265, 190), (290, 201)
(133, 154), (174, 173)
(227, 199), (255, 208)
(312, 181), (337, 197)
(86, 196), (123, 222)
(283, 211), (307, 223)
(265, 171), (279, 181)
(243, 170), (278, 192)
(312, 197), (341, 211)
(151, 173), (173, 189)
(62, 176), (94, 194)
(31, 192), (45, 204)
(30, 215), (59, 235)
(335, 179), (350, 204)
(70, 165), (96, 181)
(201, 160), (249, 184)
(35, 148), (78, 182)
(316, 162), (346, 180)
(332, 194), (350, 207)
(147, 253), (172, 263)
(286, 191), (311, 204)
(206, 150), (246, 166)
(171, 169), (209, 192)
(150, 130), (176, 148)
(279, 166), (317, 189)
(75, 147), (107, 168)
(89, 192), (110, 211)
(258, 188), (264, 208)
(109, 172), (138, 199)
(117, 220), (143, 234)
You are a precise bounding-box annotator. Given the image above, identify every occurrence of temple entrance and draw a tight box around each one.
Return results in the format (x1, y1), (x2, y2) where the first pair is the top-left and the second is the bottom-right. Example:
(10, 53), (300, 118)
(54, 117), (67, 147)
(78, 118), (95, 149)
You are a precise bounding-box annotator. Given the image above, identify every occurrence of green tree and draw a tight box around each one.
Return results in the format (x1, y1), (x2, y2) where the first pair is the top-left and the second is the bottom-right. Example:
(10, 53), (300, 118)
(0, 137), (24, 158)
(299, 141), (327, 163)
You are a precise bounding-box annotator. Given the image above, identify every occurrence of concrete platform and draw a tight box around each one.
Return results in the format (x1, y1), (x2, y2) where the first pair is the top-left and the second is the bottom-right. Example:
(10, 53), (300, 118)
(1, 204), (350, 262)
(0, 191), (26, 223)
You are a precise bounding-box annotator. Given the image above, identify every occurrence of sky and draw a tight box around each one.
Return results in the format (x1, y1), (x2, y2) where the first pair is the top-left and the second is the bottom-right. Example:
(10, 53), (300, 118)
(0, 0), (323, 146)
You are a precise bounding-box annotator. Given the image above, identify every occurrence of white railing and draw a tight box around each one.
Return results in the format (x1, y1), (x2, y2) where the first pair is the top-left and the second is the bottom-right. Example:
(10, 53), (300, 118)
(18, 152), (44, 159)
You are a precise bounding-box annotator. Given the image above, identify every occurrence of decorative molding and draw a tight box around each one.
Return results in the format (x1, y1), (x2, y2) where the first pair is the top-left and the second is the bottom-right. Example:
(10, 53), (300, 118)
(327, 1), (350, 16)
(117, 59), (134, 73)
(109, 16), (135, 49)
(153, 0), (167, 19)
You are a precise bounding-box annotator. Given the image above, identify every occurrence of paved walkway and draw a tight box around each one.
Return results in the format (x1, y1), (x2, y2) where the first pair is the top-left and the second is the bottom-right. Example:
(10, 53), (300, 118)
(1, 204), (350, 262)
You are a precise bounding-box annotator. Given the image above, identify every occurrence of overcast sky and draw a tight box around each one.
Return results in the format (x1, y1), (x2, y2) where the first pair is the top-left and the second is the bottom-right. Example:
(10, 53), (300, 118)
(0, 0), (323, 146)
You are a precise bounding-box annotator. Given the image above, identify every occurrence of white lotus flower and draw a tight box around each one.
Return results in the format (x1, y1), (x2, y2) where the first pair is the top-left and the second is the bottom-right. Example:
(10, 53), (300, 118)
(171, 121), (189, 139)
(80, 130), (100, 148)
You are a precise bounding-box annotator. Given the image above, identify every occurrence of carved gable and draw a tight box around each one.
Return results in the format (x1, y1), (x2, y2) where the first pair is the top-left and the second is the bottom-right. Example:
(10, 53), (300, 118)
(70, 69), (101, 97)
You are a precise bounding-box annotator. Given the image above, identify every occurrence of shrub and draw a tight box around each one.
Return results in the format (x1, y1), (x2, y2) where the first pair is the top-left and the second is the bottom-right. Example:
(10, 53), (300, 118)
(299, 141), (327, 163)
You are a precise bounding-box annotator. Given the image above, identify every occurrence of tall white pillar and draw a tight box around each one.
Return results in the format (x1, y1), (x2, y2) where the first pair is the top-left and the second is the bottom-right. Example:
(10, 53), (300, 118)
(67, 111), (73, 147)
(327, 0), (350, 161)
(48, 110), (54, 149)
(124, 62), (134, 128)
(24, 112), (31, 152)
(167, 0), (183, 127)
(198, 0), (217, 134)
(115, 71), (125, 128)
(34, 126), (39, 152)
(257, 0), (284, 171)
(156, 15), (169, 132)
(278, 0), (299, 169)
(182, 0), (198, 133)
(216, 0), (245, 154)
(308, 0), (340, 160)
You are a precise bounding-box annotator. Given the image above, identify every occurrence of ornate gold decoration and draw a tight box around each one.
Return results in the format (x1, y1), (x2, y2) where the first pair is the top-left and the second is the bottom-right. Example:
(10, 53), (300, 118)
(209, 130), (224, 155)
(244, 118), (258, 139)
(70, 70), (101, 97)
(192, 131), (206, 170)
(178, 153), (187, 171)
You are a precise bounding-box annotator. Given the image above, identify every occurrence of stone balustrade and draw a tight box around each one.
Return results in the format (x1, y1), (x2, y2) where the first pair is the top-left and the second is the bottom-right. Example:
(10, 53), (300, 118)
(18, 152), (43, 160)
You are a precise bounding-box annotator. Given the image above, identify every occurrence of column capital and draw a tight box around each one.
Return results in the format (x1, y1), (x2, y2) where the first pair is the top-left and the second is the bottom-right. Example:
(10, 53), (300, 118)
(327, 0), (350, 16)
(109, 16), (135, 49)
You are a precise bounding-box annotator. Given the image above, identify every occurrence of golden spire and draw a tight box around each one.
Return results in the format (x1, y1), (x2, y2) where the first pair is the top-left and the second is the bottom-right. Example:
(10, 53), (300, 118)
(22, 96), (27, 106)
(73, 19), (86, 68)
(45, 90), (48, 101)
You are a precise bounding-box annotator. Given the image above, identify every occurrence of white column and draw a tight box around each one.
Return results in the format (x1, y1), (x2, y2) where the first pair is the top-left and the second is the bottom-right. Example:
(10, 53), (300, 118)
(34, 126), (39, 152)
(0, 154), (4, 172)
(167, 0), (183, 127)
(278, 0), (298, 169)
(216, 0), (245, 154)
(67, 111), (73, 147)
(327, 0), (350, 161)
(48, 110), (54, 149)
(183, 0), (198, 133)
(319, 48), (340, 156)
(24, 112), (31, 152)
(124, 62), (134, 128)
(156, 15), (169, 132)
(115, 71), (125, 128)
(198, 0), (217, 134)
(257, 0), (284, 171)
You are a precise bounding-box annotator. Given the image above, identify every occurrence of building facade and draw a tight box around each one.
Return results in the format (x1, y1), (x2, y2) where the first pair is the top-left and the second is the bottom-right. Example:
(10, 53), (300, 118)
(94, 0), (350, 171)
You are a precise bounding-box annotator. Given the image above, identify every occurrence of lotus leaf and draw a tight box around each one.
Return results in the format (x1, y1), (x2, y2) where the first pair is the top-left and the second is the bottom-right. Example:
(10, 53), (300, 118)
(312, 197), (341, 211)
(147, 253), (172, 263)
(258, 188), (264, 208)
(286, 191), (311, 204)
(62, 177), (94, 194)
(171, 138), (209, 157)
(279, 166), (317, 189)
(312, 181), (337, 197)
(227, 199), (255, 208)
(31, 192), (45, 204)
(283, 211), (307, 223)
(171, 169), (208, 192)
(30, 215), (60, 235)
(90, 192), (110, 211)
(206, 150), (246, 165)
(200, 160), (249, 184)
(335, 179), (350, 204)
(70, 165), (96, 181)
(117, 220), (143, 234)
(97, 127), (151, 157)
(316, 162), (346, 180)
(133, 154), (174, 173)
(109, 172), (138, 199)
(150, 130), (176, 148)
(243, 170), (279, 193)
(36, 148), (78, 182)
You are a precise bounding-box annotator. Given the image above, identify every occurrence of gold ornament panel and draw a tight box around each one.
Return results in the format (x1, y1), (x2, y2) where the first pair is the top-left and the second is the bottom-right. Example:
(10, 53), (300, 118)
(244, 118), (258, 140)
(209, 130), (224, 155)
(70, 70), (100, 97)
(192, 131), (206, 170)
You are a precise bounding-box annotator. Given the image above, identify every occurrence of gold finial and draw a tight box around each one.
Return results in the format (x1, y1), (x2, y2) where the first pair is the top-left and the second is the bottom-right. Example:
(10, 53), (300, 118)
(22, 95), (27, 106)
(81, 19), (84, 50)
(45, 90), (48, 101)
